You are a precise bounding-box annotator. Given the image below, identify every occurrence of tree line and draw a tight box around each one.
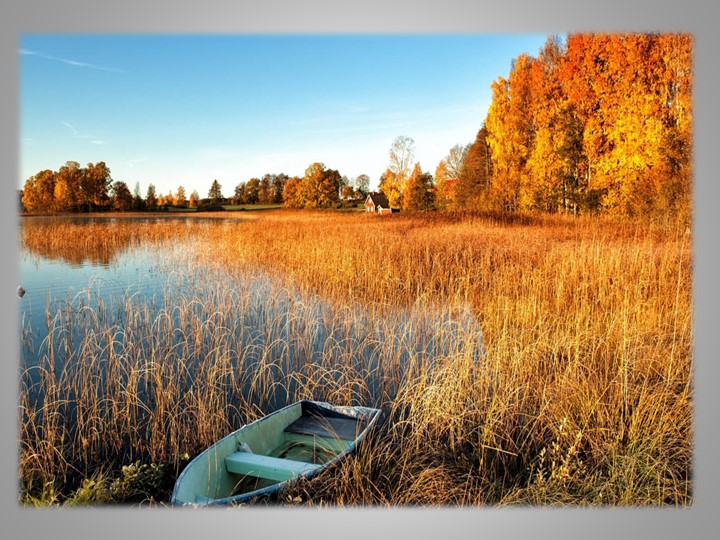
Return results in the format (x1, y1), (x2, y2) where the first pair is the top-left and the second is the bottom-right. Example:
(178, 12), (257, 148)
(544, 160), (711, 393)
(19, 160), (196, 213)
(19, 163), (280, 213)
(20, 33), (691, 220)
(20, 161), (373, 213)
(374, 33), (692, 220)
(440, 33), (692, 220)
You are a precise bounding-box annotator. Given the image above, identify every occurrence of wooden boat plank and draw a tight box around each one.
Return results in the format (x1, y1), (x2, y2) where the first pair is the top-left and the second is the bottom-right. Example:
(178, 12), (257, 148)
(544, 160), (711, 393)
(284, 415), (365, 441)
(225, 452), (321, 482)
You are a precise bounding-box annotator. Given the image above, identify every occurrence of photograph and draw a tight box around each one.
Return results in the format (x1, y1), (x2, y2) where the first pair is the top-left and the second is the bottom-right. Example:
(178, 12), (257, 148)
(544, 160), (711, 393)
(16, 31), (693, 511)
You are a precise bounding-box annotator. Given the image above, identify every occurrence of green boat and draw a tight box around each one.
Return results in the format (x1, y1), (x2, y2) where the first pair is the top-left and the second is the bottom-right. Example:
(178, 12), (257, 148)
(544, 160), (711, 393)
(171, 400), (382, 506)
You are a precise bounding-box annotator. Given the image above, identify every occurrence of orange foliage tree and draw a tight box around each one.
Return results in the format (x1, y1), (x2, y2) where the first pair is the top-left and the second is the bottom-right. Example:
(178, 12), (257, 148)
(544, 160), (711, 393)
(454, 126), (493, 210)
(21, 161), (113, 214)
(403, 163), (435, 211)
(476, 33), (692, 220)
(485, 54), (536, 211)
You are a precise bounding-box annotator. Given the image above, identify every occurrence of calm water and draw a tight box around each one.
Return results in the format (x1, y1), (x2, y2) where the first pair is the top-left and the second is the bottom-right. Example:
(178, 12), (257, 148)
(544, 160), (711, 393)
(20, 243), (166, 329)
(18, 216), (205, 370)
(18, 215), (485, 401)
(18, 216), (485, 477)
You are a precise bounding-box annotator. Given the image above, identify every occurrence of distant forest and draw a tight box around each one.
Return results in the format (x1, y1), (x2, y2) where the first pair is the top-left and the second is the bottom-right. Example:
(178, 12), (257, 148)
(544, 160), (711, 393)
(20, 33), (692, 222)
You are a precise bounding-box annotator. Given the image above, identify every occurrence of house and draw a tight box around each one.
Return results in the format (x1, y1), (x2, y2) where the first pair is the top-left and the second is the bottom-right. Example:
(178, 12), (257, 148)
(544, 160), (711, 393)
(364, 192), (392, 214)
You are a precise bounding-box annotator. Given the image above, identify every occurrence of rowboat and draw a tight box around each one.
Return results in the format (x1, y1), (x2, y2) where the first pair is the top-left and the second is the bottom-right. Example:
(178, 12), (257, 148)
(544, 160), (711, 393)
(171, 400), (382, 506)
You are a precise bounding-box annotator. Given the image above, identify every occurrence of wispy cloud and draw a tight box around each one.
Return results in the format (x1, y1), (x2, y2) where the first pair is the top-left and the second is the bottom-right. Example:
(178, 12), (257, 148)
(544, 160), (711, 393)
(61, 120), (81, 137)
(61, 120), (106, 145)
(127, 158), (147, 168)
(20, 48), (126, 74)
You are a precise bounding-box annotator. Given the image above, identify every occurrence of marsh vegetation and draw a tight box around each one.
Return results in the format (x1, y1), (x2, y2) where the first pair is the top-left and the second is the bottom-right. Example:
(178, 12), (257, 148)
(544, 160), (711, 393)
(18, 210), (692, 506)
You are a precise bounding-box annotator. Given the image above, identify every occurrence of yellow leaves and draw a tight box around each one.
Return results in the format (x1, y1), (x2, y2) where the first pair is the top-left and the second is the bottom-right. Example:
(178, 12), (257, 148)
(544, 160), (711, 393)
(379, 168), (404, 209)
(53, 176), (74, 212)
(482, 32), (692, 218)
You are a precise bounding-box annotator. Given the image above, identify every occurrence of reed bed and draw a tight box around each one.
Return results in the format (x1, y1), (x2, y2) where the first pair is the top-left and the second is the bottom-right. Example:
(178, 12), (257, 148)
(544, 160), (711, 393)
(18, 210), (692, 506)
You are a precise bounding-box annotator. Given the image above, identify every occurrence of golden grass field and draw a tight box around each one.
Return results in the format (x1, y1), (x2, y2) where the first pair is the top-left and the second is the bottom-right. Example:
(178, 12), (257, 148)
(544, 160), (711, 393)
(18, 209), (692, 506)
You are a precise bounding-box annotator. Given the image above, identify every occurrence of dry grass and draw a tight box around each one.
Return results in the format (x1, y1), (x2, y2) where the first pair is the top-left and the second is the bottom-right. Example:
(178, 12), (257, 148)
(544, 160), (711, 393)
(18, 209), (692, 506)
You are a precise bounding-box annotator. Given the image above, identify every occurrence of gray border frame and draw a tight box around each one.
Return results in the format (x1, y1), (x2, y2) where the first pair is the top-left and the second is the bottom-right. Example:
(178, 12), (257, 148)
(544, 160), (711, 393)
(2, 1), (717, 539)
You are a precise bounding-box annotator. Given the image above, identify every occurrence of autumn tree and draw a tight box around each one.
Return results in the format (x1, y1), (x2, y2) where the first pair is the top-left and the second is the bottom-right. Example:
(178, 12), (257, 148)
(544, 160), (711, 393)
(81, 161), (112, 210)
(434, 160), (450, 210)
(244, 178), (260, 204)
(354, 174), (370, 195)
(272, 174), (288, 204)
(299, 162), (341, 208)
(174, 185), (187, 208)
(53, 179), (74, 212)
(435, 143), (469, 209)
(111, 181), (134, 211)
(53, 162), (81, 212)
(36, 169), (57, 211)
(381, 136), (416, 208)
(403, 163), (435, 211)
(563, 34), (641, 214)
(280, 164), (340, 209)
(455, 126), (493, 210)
(21, 161), (113, 213)
(20, 177), (40, 213)
(233, 183), (246, 205)
(145, 184), (157, 209)
(258, 175), (273, 205)
(522, 36), (569, 212)
(22, 169), (55, 213)
(479, 33), (691, 220)
(189, 190), (200, 208)
(558, 33), (693, 217)
(132, 182), (145, 210)
(654, 33), (693, 222)
(208, 179), (223, 204)
(157, 192), (171, 207)
(341, 185), (355, 200)
(282, 176), (303, 208)
(378, 169), (401, 209)
(485, 54), (536, 211)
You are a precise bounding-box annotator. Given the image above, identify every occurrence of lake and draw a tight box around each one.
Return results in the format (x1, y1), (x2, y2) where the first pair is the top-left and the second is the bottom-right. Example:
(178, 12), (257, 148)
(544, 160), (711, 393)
(18, 215), (486, 490)
(19, 216), (211, 370)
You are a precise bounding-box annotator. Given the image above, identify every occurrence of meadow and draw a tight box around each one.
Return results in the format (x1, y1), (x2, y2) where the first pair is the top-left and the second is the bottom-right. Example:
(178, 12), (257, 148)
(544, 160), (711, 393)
(18, 209), (692, 506)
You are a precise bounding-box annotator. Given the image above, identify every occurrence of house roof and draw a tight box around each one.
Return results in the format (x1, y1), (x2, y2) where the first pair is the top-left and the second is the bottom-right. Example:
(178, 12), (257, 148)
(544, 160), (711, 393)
(366, 192), (390, 208)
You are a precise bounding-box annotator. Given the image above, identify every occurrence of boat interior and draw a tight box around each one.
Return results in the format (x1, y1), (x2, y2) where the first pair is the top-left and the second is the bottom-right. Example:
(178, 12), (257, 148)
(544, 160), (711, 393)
(225, 409), (368, 495)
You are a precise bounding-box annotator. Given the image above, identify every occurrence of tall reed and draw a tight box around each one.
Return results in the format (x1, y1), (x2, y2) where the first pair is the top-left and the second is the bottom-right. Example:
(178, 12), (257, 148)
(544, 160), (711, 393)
(18, 210), (692, 506)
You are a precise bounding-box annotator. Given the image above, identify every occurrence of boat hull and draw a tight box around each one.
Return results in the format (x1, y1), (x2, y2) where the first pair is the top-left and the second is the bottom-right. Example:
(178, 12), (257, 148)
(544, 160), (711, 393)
(171, 400), (381, 506)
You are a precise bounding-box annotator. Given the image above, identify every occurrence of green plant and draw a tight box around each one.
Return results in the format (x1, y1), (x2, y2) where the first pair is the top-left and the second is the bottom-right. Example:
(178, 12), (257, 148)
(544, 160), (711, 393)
(109, 462), (170, 504)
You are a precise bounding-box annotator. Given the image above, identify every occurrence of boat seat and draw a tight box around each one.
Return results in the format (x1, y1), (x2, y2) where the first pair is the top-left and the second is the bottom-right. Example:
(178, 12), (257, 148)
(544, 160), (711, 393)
(225, 451), (321, 482)
(284, 414), (364, 441)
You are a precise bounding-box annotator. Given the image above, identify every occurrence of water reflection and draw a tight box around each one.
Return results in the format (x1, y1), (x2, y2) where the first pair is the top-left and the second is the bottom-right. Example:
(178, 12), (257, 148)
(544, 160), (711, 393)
(18, 217), (203, 373)
(19, 216), (211, 267)
(18, 216), (485, 486)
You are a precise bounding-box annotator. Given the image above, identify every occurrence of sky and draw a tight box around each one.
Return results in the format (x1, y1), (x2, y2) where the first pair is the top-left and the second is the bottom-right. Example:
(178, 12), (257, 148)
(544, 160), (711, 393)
(19, 34), (550, 196)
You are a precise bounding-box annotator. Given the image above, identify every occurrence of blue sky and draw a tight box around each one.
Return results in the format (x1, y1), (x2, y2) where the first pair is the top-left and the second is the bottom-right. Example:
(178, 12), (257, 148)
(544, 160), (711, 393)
(20, 34), (550, 196)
